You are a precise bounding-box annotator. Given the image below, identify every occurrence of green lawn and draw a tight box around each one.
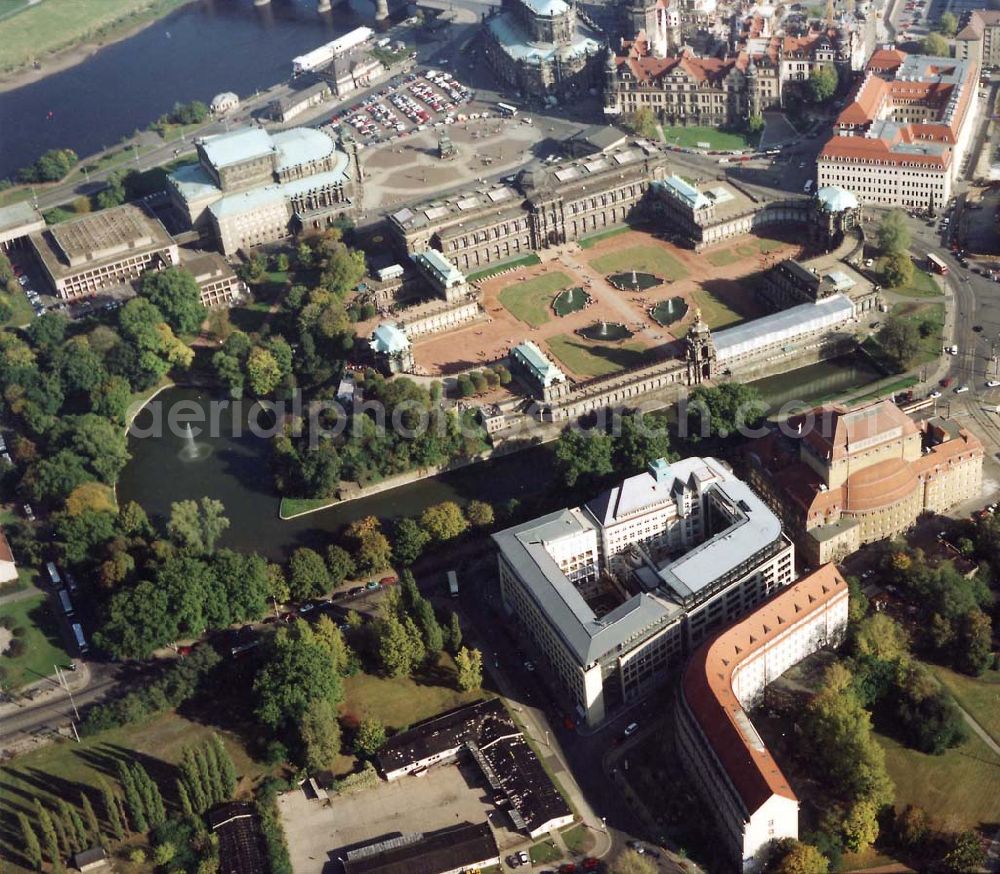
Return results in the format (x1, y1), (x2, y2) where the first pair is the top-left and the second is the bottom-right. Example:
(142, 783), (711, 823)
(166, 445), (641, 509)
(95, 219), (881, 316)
(498, 271), (573, 328)
(878, 729), (1000, 829)
(891, 300), (945, 367)
(279, 496), (336, 519)
(561, 823), (593, 855)
(546, 335), (656, 378)
(0, 0), (191, 73)
(877, 258), (942, 297)
(578, 225), (632, 249)
(0, 711), (266, 866)
(466, 254), (541, 283)
(529, 840), (562, 864)
(661, 126), (756, 151)
(930, 665), (1000, 746)
(706, 237), (786, 268)
(590, 245), (689, 282)
(0, 594), (69, 689)
(340, 651), (484, 732)
(688, 285), (746, 331)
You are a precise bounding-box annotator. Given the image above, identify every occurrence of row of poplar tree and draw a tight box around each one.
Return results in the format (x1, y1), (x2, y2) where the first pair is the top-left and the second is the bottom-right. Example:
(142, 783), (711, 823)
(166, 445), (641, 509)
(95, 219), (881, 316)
(17, 734), (236, 871)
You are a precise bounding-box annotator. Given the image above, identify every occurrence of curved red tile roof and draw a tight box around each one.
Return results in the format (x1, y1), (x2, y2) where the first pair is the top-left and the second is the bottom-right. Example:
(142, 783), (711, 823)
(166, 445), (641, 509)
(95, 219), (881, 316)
(843, 457), (919, 513)
(681, 565), (848, 815)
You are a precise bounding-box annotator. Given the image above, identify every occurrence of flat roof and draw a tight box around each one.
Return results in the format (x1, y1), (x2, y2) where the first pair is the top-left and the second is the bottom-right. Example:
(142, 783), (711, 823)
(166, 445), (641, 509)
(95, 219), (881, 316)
(343, 822), (497, 874)
(271, 127), (337, 171)
(169, 162), (220, 202)
(0, 201), (44, 236)
(207, 160), (349, 220)
(199, 127), (274, 169)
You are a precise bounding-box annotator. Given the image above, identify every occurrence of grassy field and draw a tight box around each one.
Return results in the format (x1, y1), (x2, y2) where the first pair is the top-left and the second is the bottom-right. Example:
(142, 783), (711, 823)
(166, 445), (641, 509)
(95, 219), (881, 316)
(529, 839), (563, 864)
(891, 301), (945, 367)
(590, 245), (689, 282)
(467, 254), (540, 283)
(578, 226), (632, 249)
(674, 285), (747, 335)
(0, 0), (190, 73)
(0, 711), (266, 866)
(930, 664), (1000, 745)
(498, 271), (573, 328)
(546, 335), (656, 378)
(878, 729), (1000, 828)
(561, 823), (593, 855)
(279, 496), (336, 519)
(661, 126), (756, 150)
(340, 651), (484, 732)
(846, 375), (919, 405)
(876, 258), (942, 298)
(0, 593), (69, 689)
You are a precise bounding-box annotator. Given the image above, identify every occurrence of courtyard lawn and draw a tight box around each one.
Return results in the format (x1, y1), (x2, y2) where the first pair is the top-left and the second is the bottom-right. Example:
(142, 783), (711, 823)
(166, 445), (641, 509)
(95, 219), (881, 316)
(590, 245), (689, 282)
(0, 0), (191, 73)
(683, 285), (747, 333)
(529, 840), (562, 864)
(561, 823), (594, 855)
(578, 226), (632, 249)
(877, 729), (1000, 829)
(930, 664), (1000, 746)
(0, 593), (69, 689)
(498, 271), (574, 328)
(661, 126), (756, 151)
(340, 651), (484, 732)
(467, 254), (541, 283)
(545, 335), (657, 378)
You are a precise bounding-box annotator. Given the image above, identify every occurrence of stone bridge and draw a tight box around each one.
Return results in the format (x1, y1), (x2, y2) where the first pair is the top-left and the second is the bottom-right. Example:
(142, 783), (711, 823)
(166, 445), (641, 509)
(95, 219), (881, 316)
(253, 0), (389, 20)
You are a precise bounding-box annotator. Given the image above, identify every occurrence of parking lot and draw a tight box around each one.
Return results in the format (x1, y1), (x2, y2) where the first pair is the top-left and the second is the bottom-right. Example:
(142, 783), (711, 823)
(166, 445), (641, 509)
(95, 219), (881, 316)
(278, 759), (523, 874)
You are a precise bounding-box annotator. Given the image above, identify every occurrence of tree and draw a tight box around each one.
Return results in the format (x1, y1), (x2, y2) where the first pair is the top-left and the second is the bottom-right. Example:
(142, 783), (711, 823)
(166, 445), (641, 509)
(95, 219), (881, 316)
(840, 798), (879, 852)
(686, 382), (765, 441)
(611, 849), (657, 874)
(894, 805), (928, 850)
(133, 762), (165, 828)
(877, 210), (912, 256)
(942, 831), (985, 873)
(624, 107), (659, 139)
(419, 501), (468, 542)
(748, 112), (765, 135)
(314, 614), (352, 673)
(851, 613), (909, 662)
(326, 545), (356, 588)
(937, 10), (958, 35)
(247, 346), (282, 397)
(65, 482), (116, 516)
(354, 716), (387, 757)
(957, 609), (992, 675)
(97, 778), (125, 840)
(415, 599), (445, 653)
(266, 562), (290, 603)
(767, 839), (829, 874)
(555, 429), (613, 488)
(288, 547), (331, 600)
(922, 32), (949, 56)
(137, 268), (206, 334)
(27, 449), (90, 502)
(116, 760), (147, 832)
(447, 611), (463, 653)
(19, 812), (43, 870)
(167, 497), (230, 554)
(80, 793), (100, 844)
(614, 411), (671, 473)
(34, 801), (60, 867)
(455, 647), (483, 691)
(377, 614), (414, 677)
(393, 517), (430, 566)
(253, 622), (343, 730)
(346, 515), (394, 573)
(808, 65), (837, 103)
(211, 734), (238, 798)
(877, 314), (919, 370)
(300, 697), (342, 770)
(881, 251), (914, 291)
(465, 500), (494, 529)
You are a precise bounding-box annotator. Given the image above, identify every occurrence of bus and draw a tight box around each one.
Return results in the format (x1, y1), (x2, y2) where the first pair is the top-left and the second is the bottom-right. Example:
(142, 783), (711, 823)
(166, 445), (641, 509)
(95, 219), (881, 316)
(71, 623), (89, 654)
(46, 561), (61, 587)
(496, 102), (518, 118)
(58, 590), (74, 616)
(927, 253), (949, 275)
(447, 570), (459, 598)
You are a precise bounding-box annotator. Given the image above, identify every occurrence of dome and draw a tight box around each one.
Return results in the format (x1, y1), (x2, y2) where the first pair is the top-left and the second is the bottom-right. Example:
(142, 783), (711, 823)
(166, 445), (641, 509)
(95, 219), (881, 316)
(816, 186), (859, 213)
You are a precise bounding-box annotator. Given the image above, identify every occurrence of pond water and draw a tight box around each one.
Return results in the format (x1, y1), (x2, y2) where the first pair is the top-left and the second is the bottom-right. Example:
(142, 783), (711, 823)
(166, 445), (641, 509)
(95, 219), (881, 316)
(552, 287), (590, 317)
(576, 321), (634, 342)
(649, 297), (688, 327)
(117, 387), (557, 560)
(607, 271), (662, 292)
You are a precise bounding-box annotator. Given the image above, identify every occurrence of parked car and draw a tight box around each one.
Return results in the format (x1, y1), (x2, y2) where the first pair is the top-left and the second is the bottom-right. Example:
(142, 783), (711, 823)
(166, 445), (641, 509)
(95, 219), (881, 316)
(365, 580), (380, 590)
(518, 852), (529, 865)
(955, 384), (970, 393)
(22, 503), (35, 521)
(624, 722), (639, 737)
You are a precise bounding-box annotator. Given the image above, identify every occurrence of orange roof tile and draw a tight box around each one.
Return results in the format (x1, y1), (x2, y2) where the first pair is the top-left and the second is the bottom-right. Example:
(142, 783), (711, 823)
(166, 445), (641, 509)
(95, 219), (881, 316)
(682, 565), (848, 814)
(0, 528), (12, 565)
(843, 457), (919, 513)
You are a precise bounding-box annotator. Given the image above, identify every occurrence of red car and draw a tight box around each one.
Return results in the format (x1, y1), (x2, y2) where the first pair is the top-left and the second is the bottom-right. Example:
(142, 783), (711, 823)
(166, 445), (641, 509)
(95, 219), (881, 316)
(940, 377), (953, 388)
(582, 859), (599, 870)
(559, 865), (576, 874)
(380, 576), (398, 586)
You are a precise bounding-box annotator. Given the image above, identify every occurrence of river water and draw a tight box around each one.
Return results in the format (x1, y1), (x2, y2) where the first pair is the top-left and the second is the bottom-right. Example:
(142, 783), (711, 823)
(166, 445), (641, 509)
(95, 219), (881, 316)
(0, 0), (369, 180)
(116, 387), (556, 559)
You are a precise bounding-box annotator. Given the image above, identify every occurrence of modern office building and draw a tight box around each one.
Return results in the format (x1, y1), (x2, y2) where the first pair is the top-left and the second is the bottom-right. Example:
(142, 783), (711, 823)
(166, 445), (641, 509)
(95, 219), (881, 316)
(493, 457), (795, 726)
(30, 204), (179, 299)
(167, 125), (359, 255)
(677, 564), (849, 872)
(817, 50), (979, 208)
(746, 401), (984, 565)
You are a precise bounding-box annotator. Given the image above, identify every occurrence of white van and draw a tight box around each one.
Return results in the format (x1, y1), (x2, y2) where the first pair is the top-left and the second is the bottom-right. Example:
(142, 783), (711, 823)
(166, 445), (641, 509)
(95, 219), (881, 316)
(803, 179), (814, 193)
(46, 561), (61, 586)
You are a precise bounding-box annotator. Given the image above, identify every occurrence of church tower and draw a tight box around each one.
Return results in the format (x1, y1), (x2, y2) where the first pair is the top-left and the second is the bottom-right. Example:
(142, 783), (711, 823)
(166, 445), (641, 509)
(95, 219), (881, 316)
(626, 0), (658, 40)
(685, 309), (716, 384)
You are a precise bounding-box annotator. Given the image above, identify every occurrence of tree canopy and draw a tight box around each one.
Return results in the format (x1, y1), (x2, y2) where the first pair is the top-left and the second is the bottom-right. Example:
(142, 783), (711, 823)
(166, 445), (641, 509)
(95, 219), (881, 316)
(137, 268), (206, 335)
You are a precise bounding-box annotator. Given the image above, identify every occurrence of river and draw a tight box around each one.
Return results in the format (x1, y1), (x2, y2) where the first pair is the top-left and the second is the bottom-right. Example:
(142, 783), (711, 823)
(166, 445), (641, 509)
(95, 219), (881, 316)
(0, 0), (371, 180)
(116, 387), (557, 559)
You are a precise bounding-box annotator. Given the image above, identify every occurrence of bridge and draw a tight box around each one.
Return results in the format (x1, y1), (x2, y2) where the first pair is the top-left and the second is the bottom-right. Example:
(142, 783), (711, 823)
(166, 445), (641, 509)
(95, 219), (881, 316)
(253, 0), (389, 20)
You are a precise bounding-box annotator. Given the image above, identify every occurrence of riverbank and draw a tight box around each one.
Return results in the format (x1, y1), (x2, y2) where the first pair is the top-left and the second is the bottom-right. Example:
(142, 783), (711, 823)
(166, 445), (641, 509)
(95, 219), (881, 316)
(0, 0), (195, 94)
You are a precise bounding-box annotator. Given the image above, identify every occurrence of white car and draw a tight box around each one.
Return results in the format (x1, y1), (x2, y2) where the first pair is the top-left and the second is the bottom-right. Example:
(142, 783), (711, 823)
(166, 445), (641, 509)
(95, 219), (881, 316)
(987, 380), (1000, 388)
(929, 389), (942, 398)
(955, 384), (970, 393)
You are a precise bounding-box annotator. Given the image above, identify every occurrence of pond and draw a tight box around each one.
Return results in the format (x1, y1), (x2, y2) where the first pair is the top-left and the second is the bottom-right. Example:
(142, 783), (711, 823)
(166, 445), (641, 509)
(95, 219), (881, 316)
(552, 287), (590, 317)
(576, 321), (634, 342)
(607, 271), (663, 292)
(649, 297), (688, 327)
(117, 387), (557, 560)
(749, 353), (885, 414)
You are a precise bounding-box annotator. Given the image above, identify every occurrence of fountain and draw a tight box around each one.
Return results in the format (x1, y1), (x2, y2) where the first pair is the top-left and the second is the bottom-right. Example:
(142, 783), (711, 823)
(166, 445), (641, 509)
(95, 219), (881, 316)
(607, 271), (663, 292)
(650, 296), (688, 328)
(178, 422), (210, 462)
(577, 320), (634, 342)
(552, 286), (590, 317)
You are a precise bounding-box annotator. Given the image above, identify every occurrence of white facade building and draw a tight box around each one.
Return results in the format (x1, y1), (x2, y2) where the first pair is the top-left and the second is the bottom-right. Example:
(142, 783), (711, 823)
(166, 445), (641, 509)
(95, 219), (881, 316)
(677, 564), (849, 872)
